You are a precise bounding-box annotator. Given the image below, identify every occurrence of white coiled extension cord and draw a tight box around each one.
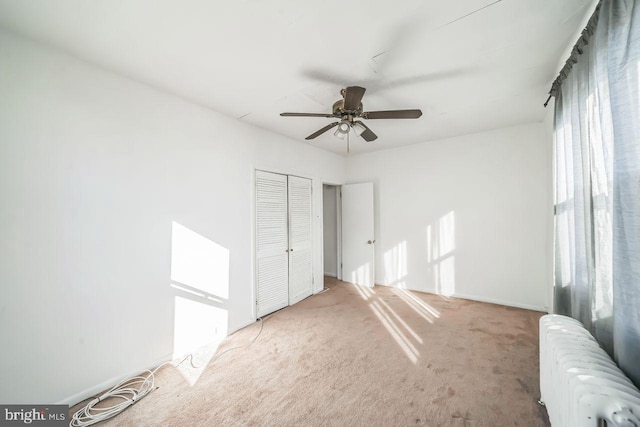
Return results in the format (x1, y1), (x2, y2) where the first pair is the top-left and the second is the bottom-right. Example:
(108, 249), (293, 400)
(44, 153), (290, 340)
(69, 355), (194, 427)
(69, 317), (266, 426)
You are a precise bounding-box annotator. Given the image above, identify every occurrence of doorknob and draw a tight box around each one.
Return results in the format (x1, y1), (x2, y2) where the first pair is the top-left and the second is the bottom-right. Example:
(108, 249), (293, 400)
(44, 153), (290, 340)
(285, 249), (289, 253)
(367, 240), (376, 244)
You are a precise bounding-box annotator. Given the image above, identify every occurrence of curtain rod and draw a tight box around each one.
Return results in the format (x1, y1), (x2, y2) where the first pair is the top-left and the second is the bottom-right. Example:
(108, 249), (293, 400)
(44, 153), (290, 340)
(543, 0), (603, 107)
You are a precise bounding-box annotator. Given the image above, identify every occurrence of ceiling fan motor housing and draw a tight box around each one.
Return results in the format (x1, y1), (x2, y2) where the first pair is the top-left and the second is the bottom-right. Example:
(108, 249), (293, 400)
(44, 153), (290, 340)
(332, 99), (363, 118)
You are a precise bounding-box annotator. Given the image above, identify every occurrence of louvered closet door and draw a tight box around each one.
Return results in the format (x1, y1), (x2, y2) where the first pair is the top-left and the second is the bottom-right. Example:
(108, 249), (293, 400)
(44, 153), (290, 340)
(288, 176), (313, 305)
(256, 171), (289, 317)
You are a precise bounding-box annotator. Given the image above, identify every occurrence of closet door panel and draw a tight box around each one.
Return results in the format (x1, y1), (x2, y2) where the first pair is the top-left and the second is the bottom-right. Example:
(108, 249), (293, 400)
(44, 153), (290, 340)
(288, 176), (313, 304)
(256, 171), (289, 317)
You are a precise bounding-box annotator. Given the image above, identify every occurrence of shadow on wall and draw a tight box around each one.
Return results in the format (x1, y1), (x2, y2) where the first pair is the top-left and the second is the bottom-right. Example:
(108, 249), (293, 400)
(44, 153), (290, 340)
(170, 221), (229, 385)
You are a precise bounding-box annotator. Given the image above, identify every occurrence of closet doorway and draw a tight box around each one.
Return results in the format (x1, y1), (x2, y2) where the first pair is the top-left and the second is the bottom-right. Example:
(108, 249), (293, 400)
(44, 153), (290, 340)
(255, 170), (313, 317)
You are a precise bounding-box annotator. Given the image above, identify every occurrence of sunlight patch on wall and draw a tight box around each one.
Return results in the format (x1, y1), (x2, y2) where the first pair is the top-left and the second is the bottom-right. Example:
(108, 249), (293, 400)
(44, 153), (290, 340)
(173, 296), (227, 385)
(438, 211), (455, 257)
(383, 240), (407, 285)
(439, 257), (456, 297)
(171, 221), (229, 298)
(426, 225), (434, 263)
(170, 222), (230, 385)
(351, 262), (372, 287)
(173, 296), (228, 360)
(426, 211), (456, 296)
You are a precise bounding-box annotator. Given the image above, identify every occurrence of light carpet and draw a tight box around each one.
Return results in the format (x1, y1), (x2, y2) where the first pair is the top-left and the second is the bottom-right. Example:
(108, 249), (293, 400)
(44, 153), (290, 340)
(75, 277), (549, 426)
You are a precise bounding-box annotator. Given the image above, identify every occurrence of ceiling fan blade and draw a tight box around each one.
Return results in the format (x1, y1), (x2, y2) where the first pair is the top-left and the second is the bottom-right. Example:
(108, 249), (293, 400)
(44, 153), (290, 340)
(281, 112), (335, 118)
(305, 122), (339, 140)
(355, 122), (378, 142)
(363, 109), (422, 119)
(343, 86), (366, 111)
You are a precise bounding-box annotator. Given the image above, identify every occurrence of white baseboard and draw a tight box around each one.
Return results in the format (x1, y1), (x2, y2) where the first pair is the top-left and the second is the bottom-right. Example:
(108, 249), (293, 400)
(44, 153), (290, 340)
(375, 283), (547, 312)
(323, 272), (337, 277)
(450, 291), (548, 312)
(229, 318), (259, 334)
(60, 353), (172, 406)
(62, 316), (260, 407)
(63, 319), (258, 407)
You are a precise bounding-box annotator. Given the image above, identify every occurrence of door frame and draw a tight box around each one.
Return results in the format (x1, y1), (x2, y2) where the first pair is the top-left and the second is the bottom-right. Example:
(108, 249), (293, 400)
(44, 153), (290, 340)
(321, 182), (343, 281)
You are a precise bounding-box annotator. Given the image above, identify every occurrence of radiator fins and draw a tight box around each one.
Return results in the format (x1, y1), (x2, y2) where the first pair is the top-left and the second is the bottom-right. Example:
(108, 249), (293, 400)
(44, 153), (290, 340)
(539, 314), (640, 426)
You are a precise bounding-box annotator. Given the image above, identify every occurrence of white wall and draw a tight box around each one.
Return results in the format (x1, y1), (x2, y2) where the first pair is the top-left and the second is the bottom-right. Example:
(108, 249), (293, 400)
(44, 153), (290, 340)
(0, 25), (556, 406)
(0, 30), (345, 404)
(322, 185), (337, 276)
(345, 123), (552, 311)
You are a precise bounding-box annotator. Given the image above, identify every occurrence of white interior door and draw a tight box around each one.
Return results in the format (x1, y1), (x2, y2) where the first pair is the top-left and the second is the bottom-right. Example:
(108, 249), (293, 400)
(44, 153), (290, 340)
(288, 176), (313, 304)
(341, 183), (375, 287)
(255, 171), (289, 317)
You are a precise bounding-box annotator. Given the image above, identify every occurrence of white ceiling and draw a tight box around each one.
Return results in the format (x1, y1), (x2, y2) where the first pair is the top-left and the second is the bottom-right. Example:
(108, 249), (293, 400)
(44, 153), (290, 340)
(0, 0), (596, 155)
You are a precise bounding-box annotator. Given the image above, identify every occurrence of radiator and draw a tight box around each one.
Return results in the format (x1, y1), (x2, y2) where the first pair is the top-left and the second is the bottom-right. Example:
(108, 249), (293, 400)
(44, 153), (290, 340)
(539, 314), (640, 427)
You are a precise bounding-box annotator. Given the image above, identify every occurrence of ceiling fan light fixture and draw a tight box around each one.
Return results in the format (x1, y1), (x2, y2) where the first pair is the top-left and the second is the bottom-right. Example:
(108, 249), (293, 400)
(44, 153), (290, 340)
(333, 121), (351, 140)
(352, 121), (367, 136)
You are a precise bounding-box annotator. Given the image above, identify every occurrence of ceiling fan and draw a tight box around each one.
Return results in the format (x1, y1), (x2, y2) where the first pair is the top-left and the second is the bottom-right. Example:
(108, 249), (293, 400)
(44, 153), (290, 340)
(280, 86), (422, 146)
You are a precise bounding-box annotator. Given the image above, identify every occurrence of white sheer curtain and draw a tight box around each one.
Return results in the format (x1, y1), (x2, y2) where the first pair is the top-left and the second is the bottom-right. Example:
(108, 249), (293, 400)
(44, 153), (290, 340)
(553, 0), (640, 387)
